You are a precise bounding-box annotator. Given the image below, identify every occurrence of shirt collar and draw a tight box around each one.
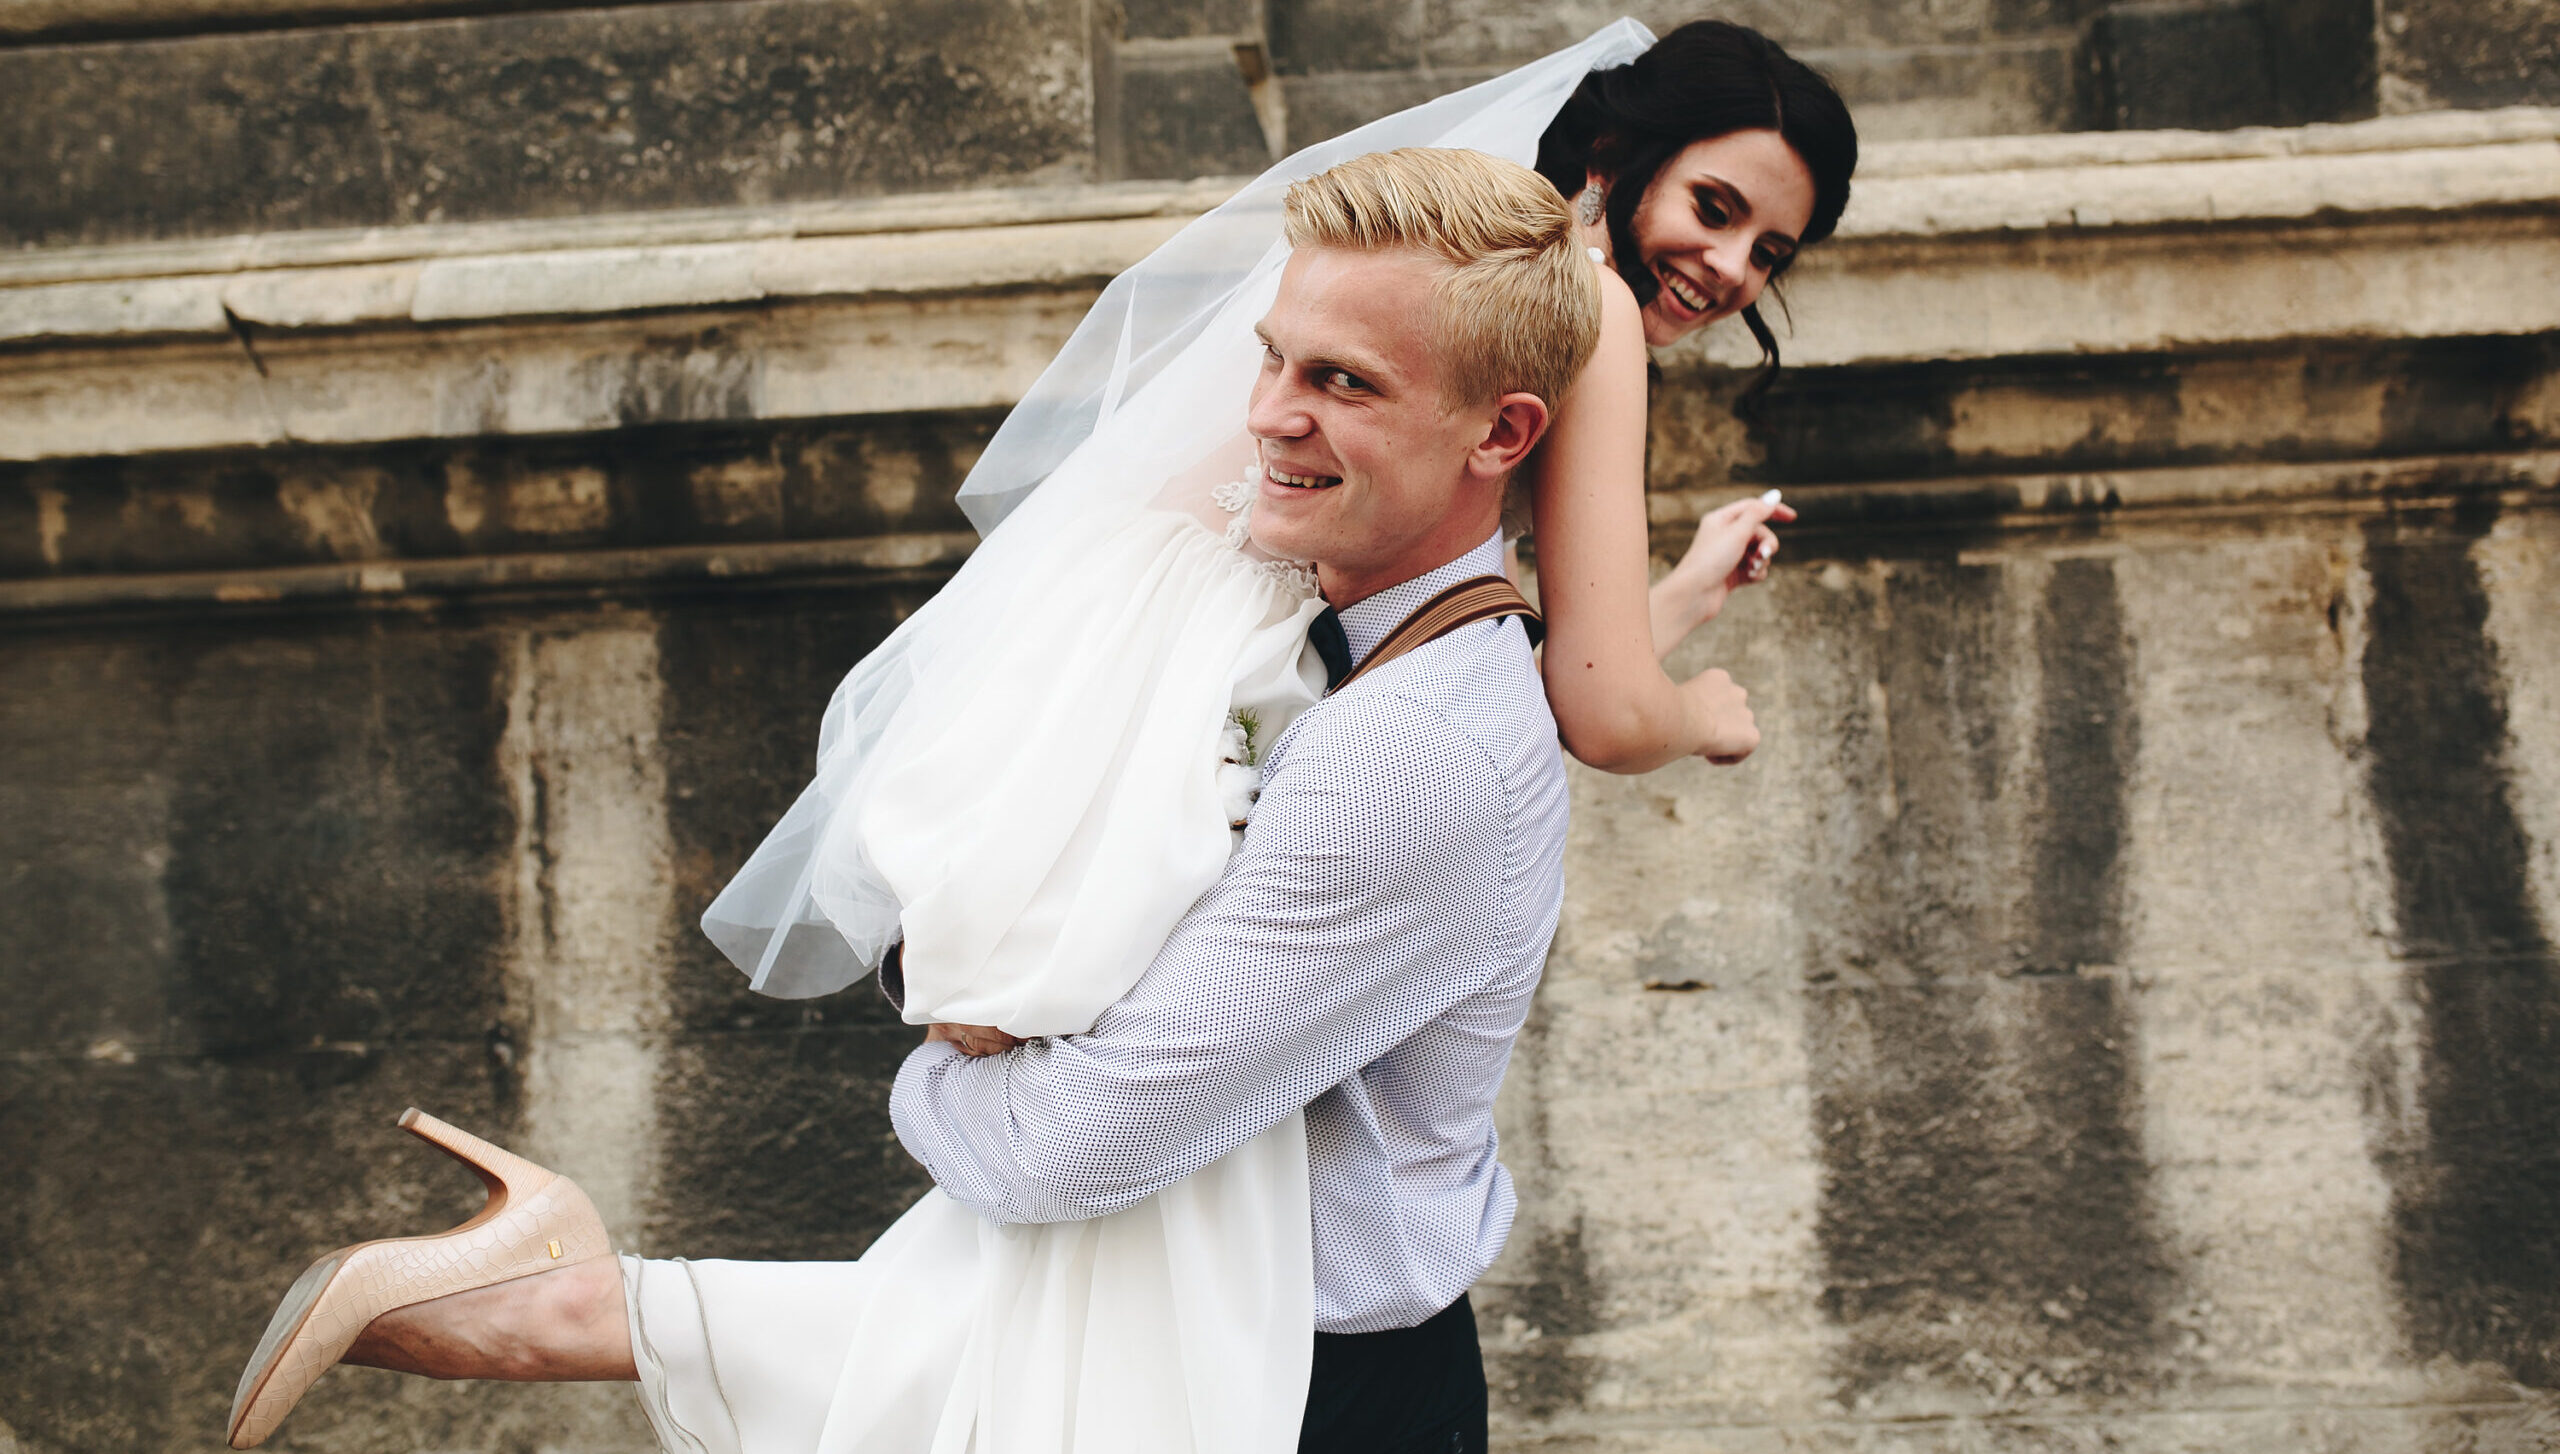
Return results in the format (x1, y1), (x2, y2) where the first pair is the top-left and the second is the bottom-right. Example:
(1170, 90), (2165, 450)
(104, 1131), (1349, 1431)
(1334, 533), (1506, 671)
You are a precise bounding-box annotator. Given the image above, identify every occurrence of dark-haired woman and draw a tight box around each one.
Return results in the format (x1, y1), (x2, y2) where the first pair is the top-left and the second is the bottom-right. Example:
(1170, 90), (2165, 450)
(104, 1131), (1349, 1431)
(224, 20), (1858, 1454)
(1528, 18), (1858, 774)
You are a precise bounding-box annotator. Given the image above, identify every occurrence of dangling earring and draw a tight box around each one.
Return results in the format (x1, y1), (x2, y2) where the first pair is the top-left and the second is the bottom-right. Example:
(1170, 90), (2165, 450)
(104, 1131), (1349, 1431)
(1577, 184), (1605, 226)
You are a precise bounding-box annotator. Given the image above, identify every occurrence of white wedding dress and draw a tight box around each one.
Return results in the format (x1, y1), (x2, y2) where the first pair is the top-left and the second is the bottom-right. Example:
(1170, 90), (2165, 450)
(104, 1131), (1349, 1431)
(626, 20), (1655, 1454)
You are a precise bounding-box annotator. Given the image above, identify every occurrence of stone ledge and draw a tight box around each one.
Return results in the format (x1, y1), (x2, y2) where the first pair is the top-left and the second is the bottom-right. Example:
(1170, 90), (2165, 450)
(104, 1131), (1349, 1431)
(0, 110), (2552, 462)
(6, 213), (2548, 461)
(9, 452), (2547, 619)
(0, 213), (1195, 343)
(0, 528), (977, 619)
(1853, 103), (2560, 175)
(0, 175), (1240, 289)
(1646, 449), (2560, 537)
(4, 108), (2549, 323)
(1489, 1395), (2560, 1453)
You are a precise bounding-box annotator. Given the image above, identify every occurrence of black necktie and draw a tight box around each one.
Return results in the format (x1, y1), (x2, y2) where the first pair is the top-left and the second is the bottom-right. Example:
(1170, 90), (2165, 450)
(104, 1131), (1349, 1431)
(1308, 606), (1352, 690)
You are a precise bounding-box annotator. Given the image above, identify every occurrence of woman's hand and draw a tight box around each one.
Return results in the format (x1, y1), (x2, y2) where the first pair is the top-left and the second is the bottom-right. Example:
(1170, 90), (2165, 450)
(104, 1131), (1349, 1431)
(927, 1022), (1025, 1057)
(1683, 667), (1759, 764)
(1649, 492), (1795, 658)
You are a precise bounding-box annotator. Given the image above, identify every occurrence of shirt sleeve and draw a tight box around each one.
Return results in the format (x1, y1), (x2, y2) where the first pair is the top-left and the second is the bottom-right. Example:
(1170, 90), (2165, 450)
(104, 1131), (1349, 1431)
(888, 691), (1518, 1224)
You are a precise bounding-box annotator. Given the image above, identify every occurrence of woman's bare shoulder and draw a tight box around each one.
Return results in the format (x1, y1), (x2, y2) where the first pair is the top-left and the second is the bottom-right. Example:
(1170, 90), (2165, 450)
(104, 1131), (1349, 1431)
(1563, 260), (1649, 401)
(1591, 259), (1643, 327)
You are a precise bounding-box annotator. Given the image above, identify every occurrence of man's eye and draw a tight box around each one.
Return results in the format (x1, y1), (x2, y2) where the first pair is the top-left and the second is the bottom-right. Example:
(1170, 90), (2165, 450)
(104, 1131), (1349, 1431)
(1325, 369), (1365, 391)
(1260, 344), (1282, 366)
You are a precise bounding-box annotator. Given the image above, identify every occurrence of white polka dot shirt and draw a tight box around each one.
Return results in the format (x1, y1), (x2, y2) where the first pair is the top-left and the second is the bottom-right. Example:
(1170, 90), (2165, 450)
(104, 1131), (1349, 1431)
(889, 534), (1570, 1333)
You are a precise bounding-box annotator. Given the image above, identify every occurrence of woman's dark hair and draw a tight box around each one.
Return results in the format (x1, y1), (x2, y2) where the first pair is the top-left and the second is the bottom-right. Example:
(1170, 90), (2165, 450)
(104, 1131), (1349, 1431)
(1534, 20), (1858, 398)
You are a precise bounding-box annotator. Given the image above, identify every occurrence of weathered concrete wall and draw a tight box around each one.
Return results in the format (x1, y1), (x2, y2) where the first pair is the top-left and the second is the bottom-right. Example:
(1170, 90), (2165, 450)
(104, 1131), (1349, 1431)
(0, 590), (937, 1453)
(9, 431), (2560, 1454)
(2381, 0), (2560, 113)
(1486, 502), (2560, 1449)
(5, 29), (2560, 1454)
(0, 0), (1096, 248)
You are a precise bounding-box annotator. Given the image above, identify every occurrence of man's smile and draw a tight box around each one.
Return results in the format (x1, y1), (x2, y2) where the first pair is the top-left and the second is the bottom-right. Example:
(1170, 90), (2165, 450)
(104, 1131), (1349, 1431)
(1263, 461), (1343, 490)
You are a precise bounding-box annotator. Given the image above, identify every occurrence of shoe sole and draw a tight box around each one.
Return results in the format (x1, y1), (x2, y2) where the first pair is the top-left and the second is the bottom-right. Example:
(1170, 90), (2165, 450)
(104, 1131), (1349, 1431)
(228, 1249), (349, 1447)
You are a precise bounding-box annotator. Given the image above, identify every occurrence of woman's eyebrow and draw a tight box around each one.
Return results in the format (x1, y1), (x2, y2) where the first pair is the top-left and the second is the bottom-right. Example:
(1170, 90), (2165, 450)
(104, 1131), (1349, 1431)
(1697, 174), (1752, 219)
(1700, 173), (1801, 250)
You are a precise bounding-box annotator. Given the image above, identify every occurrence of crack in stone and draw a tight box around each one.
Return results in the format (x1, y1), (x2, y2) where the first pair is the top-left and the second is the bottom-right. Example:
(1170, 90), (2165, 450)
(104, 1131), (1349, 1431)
(221, 302), (296, 445)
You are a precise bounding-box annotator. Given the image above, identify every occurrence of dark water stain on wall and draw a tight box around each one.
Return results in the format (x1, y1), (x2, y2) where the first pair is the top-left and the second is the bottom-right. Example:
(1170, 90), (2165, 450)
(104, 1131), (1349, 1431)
(1493, 1219), (1602, 1420)
(2358, 505), (2560, 1385)
(2031, 558), (2137, 972)
(0, 613), (527, 1450)
(646, 585), (945, 1259)
(1476, 986), (1597, 1420)
(1808, 555), (2165, 1400)
(159, 616), (516, 1059)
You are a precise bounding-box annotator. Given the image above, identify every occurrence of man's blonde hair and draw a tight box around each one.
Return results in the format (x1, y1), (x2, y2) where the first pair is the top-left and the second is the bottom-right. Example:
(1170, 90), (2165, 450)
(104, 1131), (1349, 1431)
(1283, 147), (1601, 412)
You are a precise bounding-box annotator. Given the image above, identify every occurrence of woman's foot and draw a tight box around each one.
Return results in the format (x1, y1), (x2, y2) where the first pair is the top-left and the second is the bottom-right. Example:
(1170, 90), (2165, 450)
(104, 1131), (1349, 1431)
(344, 1255), (636, 1382)
(226, 1110), (617, 1447)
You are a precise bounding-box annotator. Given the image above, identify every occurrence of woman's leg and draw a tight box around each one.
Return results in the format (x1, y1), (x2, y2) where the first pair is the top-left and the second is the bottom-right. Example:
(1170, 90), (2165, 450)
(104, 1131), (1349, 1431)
(343, 1257), (637, 1381)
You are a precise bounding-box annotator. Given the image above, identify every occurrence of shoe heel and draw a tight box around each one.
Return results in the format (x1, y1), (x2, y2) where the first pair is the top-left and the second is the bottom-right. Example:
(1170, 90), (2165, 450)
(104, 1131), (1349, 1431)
(397, 1107), (610, 1267)
(397, 1106), (551, 1211)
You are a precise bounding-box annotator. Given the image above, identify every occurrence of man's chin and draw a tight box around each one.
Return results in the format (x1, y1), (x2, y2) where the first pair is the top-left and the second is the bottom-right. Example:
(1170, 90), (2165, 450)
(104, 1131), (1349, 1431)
(1245, 526), (1316, 567)
(1245, 511), (1325, 565)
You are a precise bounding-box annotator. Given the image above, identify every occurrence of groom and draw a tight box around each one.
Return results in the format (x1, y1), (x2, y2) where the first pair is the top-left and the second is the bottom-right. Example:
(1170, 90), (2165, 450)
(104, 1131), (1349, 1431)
(895, 147), (1606, 1451)
(257, 147), (1715, 1454)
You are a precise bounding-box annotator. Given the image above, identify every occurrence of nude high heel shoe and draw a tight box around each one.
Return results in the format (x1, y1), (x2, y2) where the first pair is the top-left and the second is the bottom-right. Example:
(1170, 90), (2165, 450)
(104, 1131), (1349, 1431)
(226, 1108), (613, 1449)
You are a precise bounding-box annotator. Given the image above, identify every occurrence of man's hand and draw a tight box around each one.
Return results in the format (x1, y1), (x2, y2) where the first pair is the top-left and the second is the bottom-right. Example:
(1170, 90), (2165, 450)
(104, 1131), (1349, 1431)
(1685, 667), (1758, 765)
(927, 1022), (1026, 1057)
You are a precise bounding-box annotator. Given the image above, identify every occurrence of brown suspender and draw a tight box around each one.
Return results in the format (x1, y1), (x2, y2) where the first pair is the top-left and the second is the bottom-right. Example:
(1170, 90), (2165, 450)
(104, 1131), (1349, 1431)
(1329, 575), (1543, 696)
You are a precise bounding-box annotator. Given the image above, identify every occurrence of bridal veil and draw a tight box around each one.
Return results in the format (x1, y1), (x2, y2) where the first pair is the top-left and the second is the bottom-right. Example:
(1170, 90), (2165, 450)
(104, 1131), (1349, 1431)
(699, 17), (1652, 1024)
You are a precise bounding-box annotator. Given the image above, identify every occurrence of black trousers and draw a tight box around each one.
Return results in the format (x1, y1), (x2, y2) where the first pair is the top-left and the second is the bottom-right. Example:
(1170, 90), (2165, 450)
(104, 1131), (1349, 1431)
(1297, 1294), (1487, 1454)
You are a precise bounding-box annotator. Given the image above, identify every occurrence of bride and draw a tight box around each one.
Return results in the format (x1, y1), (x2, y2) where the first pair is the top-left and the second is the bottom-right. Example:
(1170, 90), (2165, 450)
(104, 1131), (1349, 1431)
(226, 17), (1856, 1453)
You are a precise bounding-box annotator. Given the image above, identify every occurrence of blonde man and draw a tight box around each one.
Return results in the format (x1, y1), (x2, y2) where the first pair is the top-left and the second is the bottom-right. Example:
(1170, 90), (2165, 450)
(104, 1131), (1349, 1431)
(269, 147), (1597, 1454)
(903, 142), (1597, 1452)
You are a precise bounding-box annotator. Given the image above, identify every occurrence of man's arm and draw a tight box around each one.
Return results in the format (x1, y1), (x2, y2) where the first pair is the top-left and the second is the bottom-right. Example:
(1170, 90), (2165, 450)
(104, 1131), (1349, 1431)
(889, 693), (1516, 1224)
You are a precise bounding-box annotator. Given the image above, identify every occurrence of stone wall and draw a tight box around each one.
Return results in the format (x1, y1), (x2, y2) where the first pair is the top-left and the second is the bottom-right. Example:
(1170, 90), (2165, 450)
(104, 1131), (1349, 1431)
(11, 0), (2558, 253)
(5, 0), (2560, 1447)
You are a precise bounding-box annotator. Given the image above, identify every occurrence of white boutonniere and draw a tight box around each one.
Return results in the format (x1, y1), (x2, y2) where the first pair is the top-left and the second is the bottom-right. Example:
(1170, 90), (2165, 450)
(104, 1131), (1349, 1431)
(1219, 708), (1263, 831)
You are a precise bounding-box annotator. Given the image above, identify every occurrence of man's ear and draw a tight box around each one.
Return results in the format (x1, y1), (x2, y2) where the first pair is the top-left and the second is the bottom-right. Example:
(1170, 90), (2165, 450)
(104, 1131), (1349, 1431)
(1467, 392), (1552, 483)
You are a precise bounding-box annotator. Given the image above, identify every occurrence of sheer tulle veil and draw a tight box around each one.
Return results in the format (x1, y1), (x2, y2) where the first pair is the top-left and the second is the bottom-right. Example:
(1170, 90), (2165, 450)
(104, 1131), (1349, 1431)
(700, 20), (1657, 1006)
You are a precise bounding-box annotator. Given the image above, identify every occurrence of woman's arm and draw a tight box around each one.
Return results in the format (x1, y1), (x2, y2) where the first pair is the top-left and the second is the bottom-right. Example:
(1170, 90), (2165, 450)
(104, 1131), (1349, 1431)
(1529, 271), (1774, 773)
